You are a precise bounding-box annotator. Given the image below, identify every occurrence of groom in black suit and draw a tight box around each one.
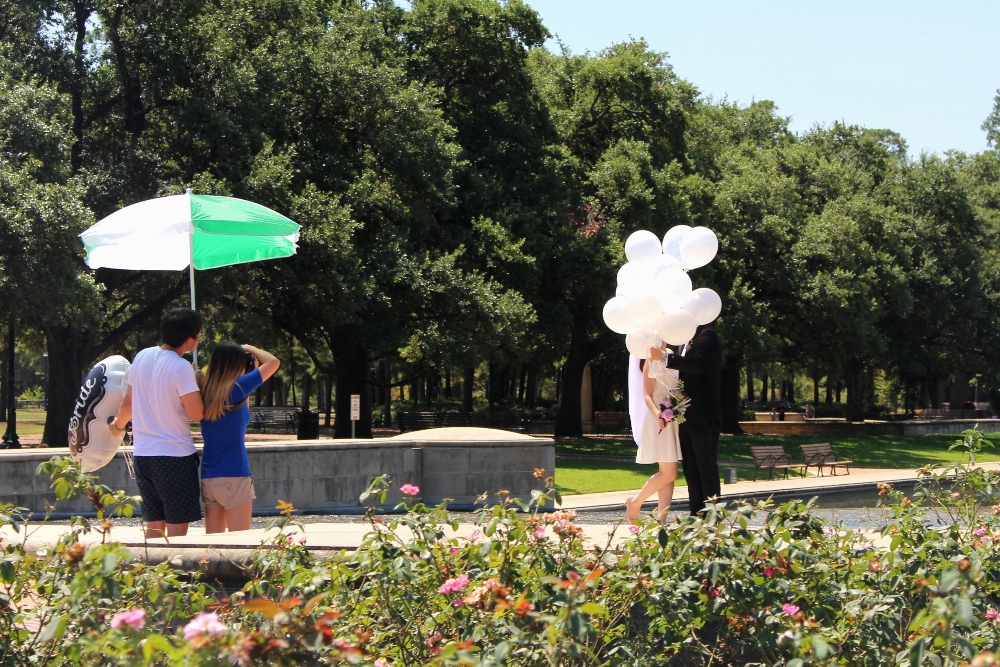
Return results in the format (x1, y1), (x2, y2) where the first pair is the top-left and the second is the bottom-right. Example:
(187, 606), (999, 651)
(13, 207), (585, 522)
(653, 324), (723, 514)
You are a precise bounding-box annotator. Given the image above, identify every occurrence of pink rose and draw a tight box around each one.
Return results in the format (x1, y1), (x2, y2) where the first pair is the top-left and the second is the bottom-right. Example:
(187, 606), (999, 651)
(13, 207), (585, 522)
(973, 527), (987, 537)
(763, 567), (774, 578)
(110, 608), (146, 630)
(374, 660), (388, 667)
(183, 611), (226, 640)
(438, 574), (470, 595)
(782, 603), (800, 616)
(468, 530), (481, 542)
(534, 526), (546, 539)
(399, 484), (420, 496)
(988, 608), (999, 622)
(628, 525), (641, 535)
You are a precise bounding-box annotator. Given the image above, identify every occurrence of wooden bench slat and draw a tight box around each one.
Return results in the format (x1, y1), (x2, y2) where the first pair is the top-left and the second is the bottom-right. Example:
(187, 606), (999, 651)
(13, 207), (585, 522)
(799, 443), (852, 476)
(749, 445), (806, 481)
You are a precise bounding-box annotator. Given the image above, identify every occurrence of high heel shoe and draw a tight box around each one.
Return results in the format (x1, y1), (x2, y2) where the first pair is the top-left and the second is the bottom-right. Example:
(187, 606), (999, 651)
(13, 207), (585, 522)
(625, 496), (641, 524)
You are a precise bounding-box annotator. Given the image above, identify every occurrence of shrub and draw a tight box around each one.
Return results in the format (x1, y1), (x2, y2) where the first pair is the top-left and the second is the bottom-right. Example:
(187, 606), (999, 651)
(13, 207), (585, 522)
(2, 429), (1000, 665)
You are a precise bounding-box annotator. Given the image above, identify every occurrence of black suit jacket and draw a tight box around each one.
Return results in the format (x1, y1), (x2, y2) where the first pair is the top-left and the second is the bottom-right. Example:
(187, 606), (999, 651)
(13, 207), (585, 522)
(665, 324), (722, 427)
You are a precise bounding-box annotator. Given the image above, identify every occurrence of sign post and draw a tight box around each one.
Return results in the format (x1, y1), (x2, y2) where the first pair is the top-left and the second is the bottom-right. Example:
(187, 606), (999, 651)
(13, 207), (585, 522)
(350, 394), (360, 439)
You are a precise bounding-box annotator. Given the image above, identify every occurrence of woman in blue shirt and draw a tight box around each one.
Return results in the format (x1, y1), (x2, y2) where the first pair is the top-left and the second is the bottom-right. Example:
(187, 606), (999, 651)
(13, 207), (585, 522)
(199, 342), (280, 533)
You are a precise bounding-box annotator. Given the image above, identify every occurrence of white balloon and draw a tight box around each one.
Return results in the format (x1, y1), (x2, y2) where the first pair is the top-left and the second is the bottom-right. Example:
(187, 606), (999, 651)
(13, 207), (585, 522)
(654, 267), (693, 310)
(624, 230), (662, 262)
(625, 329), (662, 359)
(617, 261), (653, 287)
(680, 287), (723, 325)
(656, 309), (698, 345)
(662, 225), (692, 262)
(623, 291), (663, 329)
(603, 297), (639, 334)
(680, 227), (719, 270)
(646, 253), (681, 278)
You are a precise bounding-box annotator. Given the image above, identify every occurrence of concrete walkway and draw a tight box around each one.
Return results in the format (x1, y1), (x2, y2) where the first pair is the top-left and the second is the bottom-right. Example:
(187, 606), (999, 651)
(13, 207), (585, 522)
(3, 462), (981, 570)
(560, 464), (955, 512)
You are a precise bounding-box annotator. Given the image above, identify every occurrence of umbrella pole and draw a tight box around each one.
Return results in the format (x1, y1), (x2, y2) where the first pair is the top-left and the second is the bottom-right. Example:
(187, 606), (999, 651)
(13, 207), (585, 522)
(188, 212), (198, 366)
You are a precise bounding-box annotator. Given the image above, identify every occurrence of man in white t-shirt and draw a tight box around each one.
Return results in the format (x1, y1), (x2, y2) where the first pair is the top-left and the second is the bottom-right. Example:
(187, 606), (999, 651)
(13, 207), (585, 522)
(112, 309), (204, 538)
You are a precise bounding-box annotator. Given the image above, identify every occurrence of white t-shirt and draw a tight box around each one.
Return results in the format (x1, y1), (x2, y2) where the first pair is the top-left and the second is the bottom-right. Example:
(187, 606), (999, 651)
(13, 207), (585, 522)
(128, 347), (200, 457)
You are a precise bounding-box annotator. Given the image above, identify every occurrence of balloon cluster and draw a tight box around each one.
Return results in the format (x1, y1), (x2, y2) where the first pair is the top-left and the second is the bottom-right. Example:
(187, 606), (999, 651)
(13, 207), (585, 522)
(602, 225), (722, 358)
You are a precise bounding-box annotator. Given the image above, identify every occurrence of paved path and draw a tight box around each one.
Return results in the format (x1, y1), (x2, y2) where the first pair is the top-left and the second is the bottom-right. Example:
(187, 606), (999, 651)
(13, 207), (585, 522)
(4, 463), (984, 562)
(560, 465), (944, 511)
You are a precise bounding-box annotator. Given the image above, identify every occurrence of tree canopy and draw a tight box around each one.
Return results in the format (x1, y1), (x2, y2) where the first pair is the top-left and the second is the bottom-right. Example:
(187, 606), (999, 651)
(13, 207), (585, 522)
(2, 0), (999, 444)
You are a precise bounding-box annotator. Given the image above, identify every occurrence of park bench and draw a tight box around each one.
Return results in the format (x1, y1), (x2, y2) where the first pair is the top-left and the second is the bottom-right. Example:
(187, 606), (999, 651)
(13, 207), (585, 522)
(398, 412), (439, 432)
(248, 407), (296, 434)
(594, 411), (631, 435)
(749, 445), (807, 481)
(800, 442), (853, 476)
(471, 411), (529, 433)
(399, 411), (525, 433)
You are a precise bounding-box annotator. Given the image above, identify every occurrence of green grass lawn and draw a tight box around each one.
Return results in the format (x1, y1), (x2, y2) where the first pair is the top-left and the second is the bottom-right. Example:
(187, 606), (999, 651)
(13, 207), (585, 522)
(554, 430), (1000, 496)
(555, 458), (759, 496)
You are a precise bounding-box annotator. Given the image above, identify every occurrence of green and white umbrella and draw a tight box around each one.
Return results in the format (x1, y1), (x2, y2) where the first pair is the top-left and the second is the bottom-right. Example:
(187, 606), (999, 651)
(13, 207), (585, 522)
(80, 190), (301, 360)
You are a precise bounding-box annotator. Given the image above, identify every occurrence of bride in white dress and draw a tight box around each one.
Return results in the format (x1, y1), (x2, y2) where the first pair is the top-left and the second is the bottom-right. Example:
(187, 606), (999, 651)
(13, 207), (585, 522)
(625, 345), (682, 523)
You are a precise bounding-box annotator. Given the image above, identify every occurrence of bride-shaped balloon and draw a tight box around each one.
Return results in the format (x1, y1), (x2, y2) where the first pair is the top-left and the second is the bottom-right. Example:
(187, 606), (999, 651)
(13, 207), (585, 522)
(625, 346), (682, 523)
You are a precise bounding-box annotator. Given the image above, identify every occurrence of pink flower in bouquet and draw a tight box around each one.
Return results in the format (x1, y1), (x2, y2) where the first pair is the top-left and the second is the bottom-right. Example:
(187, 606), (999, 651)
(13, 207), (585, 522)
(439, 574), (470, 595)
(399, 483), (420, 496)
(183, 611), (226, 640)
(110, 608), (146, 630)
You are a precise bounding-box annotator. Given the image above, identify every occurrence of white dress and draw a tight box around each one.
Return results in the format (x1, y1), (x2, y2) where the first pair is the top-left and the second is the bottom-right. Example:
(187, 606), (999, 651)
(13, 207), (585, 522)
(635, 359), (682, 465)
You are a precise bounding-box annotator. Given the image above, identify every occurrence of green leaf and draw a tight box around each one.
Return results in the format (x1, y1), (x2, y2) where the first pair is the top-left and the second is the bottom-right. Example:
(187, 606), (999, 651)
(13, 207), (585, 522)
(909, 637), (925, 666)
(143, 634), (174, 659)
(657, 528), (668, 548)
(0, 560), (15, 584)
(101, 552), (118, 574)
(39, 614), (68, 643)
(812, 635), (832, 659)
(579, 602), (607, 616)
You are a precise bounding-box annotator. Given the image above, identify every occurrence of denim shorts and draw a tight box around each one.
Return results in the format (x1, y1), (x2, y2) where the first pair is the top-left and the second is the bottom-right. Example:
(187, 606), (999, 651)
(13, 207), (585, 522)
(133, 454), (203, 524)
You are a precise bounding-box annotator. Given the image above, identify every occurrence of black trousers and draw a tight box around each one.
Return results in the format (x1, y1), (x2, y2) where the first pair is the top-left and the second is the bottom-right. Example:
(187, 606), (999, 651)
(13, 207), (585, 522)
(679, 423), (721, 515)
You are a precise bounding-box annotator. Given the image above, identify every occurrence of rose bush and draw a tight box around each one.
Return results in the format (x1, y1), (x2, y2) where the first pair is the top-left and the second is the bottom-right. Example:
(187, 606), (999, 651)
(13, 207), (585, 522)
(1, 429), (1000, 665)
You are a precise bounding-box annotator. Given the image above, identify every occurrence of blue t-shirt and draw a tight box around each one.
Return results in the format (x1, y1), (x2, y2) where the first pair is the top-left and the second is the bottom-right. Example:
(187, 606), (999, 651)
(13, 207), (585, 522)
(200, 369), (263, 479)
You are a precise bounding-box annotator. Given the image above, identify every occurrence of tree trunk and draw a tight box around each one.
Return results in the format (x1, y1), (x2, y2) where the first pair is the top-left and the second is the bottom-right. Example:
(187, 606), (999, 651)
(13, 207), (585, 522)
(463, 367), (474, 412)
(525, 360), (538, 408)
(836, 381), (842, 403)
(745, 368), (754, 403)
(326, 373), (335, 427)
(42, 325), (91, 447)
(759, 375), (768, 403)
(487, 358), (495, 410)
(333, 339), (372, 438)
(555, 322), (591, 437)
(720, 354), (745, 434)
(825, 379), (832, 404)
(382, 360), (392, 427)
(844, 360), (865, 422)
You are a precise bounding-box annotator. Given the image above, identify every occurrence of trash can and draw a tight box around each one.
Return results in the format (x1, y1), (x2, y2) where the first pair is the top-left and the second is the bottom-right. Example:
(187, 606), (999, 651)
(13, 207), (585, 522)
(296, 409), (320, 440)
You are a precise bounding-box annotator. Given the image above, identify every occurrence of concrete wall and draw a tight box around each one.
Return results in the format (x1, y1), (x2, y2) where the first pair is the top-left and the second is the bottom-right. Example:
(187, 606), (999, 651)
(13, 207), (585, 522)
(0, 429), (555, 517)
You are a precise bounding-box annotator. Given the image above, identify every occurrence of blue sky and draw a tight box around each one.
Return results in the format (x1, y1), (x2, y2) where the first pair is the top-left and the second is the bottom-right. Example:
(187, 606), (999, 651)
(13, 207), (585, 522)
(525, 1), (1000, 155)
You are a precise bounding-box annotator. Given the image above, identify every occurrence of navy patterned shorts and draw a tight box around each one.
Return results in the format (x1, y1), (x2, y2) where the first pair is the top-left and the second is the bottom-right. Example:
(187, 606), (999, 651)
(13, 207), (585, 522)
(133, 454), (203, 524)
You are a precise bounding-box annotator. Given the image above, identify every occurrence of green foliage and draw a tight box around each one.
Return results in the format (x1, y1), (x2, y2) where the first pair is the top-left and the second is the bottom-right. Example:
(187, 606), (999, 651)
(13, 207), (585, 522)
(8, 435), (1000, 664)
(3, 0), (1000, 442)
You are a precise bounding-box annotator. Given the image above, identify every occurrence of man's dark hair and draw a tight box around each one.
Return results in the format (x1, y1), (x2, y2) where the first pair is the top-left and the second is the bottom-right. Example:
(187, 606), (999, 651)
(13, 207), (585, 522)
(161, 308), (202, 348)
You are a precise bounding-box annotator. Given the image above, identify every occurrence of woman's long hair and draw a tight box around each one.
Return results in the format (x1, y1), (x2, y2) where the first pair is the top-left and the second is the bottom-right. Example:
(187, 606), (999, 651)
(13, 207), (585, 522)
(201, 342), (248, 421)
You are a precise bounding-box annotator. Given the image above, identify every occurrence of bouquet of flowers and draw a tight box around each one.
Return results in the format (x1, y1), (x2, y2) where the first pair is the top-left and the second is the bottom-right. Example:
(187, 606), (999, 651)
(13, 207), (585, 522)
(658, 382), (691, 433)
